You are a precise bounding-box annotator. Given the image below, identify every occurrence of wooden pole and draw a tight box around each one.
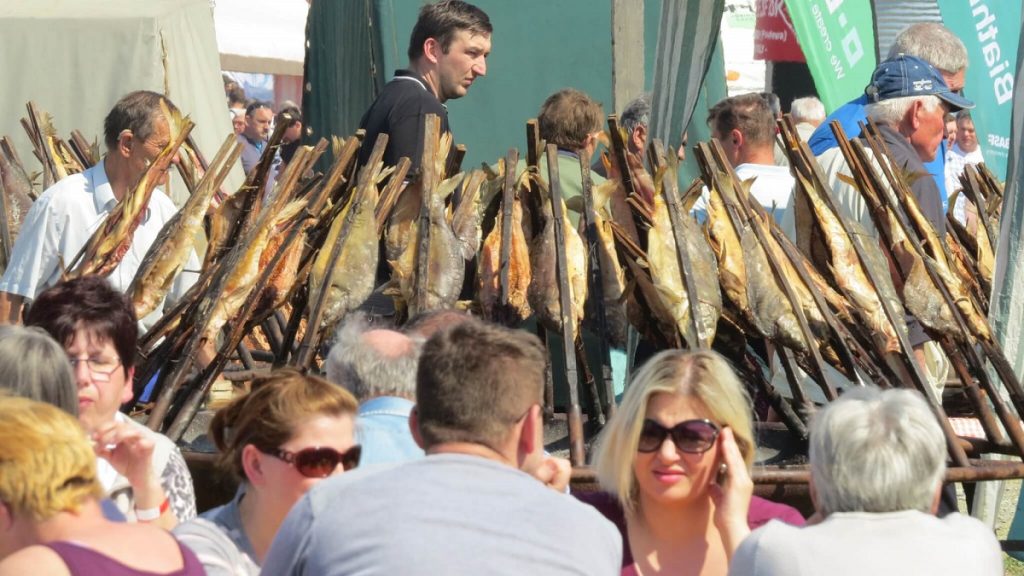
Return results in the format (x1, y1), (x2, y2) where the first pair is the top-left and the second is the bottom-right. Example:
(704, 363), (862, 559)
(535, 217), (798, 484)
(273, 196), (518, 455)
(611, 0), (644, 114)
(546, 144), (585, 466)
(578, 149), (616, 420)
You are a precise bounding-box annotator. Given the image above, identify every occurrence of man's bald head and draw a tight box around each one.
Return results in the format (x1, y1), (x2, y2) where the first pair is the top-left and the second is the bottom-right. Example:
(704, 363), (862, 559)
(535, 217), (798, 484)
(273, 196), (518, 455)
(326, 319), (422, 401)
(363, 329), (418, 359)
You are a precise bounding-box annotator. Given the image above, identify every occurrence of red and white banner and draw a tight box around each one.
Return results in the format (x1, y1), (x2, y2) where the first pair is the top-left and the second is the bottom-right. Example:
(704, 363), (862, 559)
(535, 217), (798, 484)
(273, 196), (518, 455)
(754, 0), (804, 62)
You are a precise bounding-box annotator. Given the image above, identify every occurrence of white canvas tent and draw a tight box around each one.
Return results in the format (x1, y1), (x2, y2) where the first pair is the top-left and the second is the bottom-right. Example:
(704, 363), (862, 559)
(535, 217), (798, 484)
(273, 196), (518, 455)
(0, 0), (242, 203)
(213, 0), (310, 76)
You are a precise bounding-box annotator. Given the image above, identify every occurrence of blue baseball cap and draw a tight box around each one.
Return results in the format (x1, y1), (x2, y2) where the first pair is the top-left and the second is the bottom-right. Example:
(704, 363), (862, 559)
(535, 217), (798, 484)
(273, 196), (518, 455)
(865, 54), (974, 110)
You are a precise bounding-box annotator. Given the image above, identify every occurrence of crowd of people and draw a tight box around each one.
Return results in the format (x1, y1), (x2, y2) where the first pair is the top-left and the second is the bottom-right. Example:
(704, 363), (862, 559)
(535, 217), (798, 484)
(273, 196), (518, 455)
(0, 0), (1009, 574)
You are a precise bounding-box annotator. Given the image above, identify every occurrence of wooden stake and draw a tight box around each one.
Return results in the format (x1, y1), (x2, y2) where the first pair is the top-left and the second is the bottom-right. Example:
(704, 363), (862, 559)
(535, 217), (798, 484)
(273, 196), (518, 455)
(546, 144), (585, 466)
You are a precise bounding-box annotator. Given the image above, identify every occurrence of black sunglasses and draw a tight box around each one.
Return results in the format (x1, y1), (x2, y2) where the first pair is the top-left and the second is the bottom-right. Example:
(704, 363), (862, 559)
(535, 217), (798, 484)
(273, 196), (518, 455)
(638, 419), (719, 454)
(269, 445), (362, 478)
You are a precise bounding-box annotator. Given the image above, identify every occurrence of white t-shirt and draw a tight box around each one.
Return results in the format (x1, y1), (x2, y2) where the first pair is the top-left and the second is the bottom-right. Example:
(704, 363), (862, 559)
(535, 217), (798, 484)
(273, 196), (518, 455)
(692, 163), (795, 223)
(730, 510), (1002, 576)
(0, 159), (199, 327)
(945, 143), (984, 224)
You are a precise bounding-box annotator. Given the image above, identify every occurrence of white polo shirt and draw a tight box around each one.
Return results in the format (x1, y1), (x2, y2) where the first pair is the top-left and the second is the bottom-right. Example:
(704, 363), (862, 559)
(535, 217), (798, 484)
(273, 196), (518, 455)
(0, 159), (199, 327)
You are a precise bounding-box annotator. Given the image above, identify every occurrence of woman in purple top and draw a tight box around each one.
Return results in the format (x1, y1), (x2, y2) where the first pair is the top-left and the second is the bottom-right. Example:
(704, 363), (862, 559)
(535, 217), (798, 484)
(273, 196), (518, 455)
(0, 397), (203, 575)
(579, 350), (804, 575)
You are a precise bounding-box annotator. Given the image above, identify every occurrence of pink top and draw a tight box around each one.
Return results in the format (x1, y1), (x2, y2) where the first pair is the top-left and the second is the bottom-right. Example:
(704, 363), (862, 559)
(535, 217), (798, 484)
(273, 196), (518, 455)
(43, 540), (205, 576)
(575, 491), (806, 575)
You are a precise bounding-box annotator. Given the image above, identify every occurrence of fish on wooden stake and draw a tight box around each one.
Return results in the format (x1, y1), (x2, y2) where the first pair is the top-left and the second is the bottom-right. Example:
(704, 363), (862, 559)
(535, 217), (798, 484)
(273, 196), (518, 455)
(0, 145), (35, 249)
(308, 162), (382, 332)
(646, 170), (721, 348)
(479, 182), (532, 323)
(203, 198), (307, 342)
(527, 175), (588, 333)
(66, 103), (193, 279)
(129, 135), (241, 319)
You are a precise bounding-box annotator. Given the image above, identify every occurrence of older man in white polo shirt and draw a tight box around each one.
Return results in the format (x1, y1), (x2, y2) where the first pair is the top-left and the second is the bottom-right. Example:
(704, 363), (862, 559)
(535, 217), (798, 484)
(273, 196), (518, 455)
(0, 90), (198, 327)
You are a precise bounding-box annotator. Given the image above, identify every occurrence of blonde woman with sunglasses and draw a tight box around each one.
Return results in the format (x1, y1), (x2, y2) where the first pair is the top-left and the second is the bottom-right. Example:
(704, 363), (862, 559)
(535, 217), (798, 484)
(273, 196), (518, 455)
(579, 350), (804, 575)
(174, 369), (360, 575)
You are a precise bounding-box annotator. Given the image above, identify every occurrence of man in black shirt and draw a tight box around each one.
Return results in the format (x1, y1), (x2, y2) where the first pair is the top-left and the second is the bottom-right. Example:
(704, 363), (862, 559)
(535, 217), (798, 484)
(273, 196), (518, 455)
(358, 0), (492, 176)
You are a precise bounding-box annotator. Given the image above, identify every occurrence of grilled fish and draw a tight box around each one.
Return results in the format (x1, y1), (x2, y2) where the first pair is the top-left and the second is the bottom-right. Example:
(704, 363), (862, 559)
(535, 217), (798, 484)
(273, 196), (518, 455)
(582, 179), (628, 348)
(646, 182), (721, 348)
(798, 172), (906, 353)
(478, 191), (532, 323)
(310, 172), (381, 332)
(129, 137), (240, 319)
(527, 181), (588, 333)
(0, 146), (35, 246)
(204, 199), (307, 341)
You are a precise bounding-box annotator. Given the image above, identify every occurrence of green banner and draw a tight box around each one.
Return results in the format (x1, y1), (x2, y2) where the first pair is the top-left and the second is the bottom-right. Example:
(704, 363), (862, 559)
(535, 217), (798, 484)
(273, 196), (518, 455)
(784, 0), (876, 112)
(938, 0), (1020, 180)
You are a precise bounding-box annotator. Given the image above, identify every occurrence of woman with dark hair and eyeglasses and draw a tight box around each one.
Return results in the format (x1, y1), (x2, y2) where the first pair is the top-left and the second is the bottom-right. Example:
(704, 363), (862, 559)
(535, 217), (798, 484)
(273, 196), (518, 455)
(174, 369), (360, 575)
(578, 350), (804, 575)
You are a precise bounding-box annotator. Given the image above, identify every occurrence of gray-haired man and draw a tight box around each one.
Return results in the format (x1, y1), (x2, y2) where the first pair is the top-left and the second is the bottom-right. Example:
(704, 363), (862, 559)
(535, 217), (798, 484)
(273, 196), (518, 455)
(325, 318), (424, 466)
(730, 387), (1001, 575)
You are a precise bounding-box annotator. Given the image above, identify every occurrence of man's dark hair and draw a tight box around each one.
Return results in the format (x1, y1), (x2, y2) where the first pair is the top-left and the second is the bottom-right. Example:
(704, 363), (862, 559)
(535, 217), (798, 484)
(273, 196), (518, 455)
(276, 106), (302, 125)
(25, 276), (138, 376)
(246, 100), (273, 117)
(415, 318), (544, 450)
(538, 88), (604, 151)
(103, 90), (179, 151)
(707, 93), (776, 148)
(407, 0), (492, 61)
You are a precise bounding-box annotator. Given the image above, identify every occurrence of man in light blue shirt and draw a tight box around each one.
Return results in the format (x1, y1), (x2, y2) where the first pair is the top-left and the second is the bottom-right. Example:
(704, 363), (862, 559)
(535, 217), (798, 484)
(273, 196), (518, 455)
(807, 22), (967, 210)
(325, 317), (424, 466)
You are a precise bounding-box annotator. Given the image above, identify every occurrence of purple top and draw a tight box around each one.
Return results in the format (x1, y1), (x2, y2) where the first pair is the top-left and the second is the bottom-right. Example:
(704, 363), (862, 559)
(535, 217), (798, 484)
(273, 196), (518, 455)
(43, 540), (205, 576)
(575, 491), (805, 573)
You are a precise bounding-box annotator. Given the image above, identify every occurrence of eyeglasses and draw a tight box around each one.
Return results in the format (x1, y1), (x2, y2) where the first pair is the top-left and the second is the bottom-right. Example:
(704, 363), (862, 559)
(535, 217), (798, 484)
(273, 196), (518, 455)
(637, 418), (719, 454)
(269, 445), (362, 478)
(68, 356), (123, 382)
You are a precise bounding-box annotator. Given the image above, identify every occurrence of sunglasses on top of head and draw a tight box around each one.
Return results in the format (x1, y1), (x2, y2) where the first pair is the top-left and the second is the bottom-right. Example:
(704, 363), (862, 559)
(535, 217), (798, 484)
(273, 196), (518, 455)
(637, 418), (720, 454)
(268, 445), (362, 478)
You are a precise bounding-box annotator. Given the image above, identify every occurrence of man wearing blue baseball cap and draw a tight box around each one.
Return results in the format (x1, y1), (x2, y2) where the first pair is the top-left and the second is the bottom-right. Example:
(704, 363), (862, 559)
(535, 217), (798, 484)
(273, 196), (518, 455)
(823, 53), (974, 237)
(811, 52), (973, 421)
(807, 23), (968, 208)
(778, 54), (974, 518)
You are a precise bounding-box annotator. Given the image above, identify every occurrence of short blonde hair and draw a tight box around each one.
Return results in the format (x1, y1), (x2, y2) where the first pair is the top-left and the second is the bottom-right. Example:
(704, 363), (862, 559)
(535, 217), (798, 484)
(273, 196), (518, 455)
(592, 350), (755, 512)
(0, 396), (102, 521)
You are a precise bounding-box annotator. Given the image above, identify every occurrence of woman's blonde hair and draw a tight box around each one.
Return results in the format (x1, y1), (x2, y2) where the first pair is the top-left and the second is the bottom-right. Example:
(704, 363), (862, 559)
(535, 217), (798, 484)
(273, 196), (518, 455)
(211, 368), (358, 482)
(0, 396), (102, 520)
(592, 349), (755, 512)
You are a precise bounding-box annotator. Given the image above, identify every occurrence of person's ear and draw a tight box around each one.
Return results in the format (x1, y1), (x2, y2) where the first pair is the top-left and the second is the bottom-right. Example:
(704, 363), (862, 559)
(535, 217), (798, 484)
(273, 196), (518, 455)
(117, 130), (134, 158)
(730, 128), (744, 148)
(517, 404), (542, 458)
(409, 406), (426, 450)
(120, 367), (135, 404)
(241, 444), (267, 486)
(631, 124), (647, 153)
(423, 37), (442, 65)
(930, 483), (942, 515)
(909, 99), (925, 130)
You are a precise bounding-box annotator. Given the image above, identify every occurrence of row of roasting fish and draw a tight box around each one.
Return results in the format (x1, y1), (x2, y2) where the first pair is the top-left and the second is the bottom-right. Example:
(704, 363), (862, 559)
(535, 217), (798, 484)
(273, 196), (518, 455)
(0, 106), (1013, 450)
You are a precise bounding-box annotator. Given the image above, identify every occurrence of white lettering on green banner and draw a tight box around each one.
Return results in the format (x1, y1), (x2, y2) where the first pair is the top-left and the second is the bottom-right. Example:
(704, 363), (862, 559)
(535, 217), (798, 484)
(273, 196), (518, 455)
(784, 0), (875, 112)
(938, 0), (1020, 180)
